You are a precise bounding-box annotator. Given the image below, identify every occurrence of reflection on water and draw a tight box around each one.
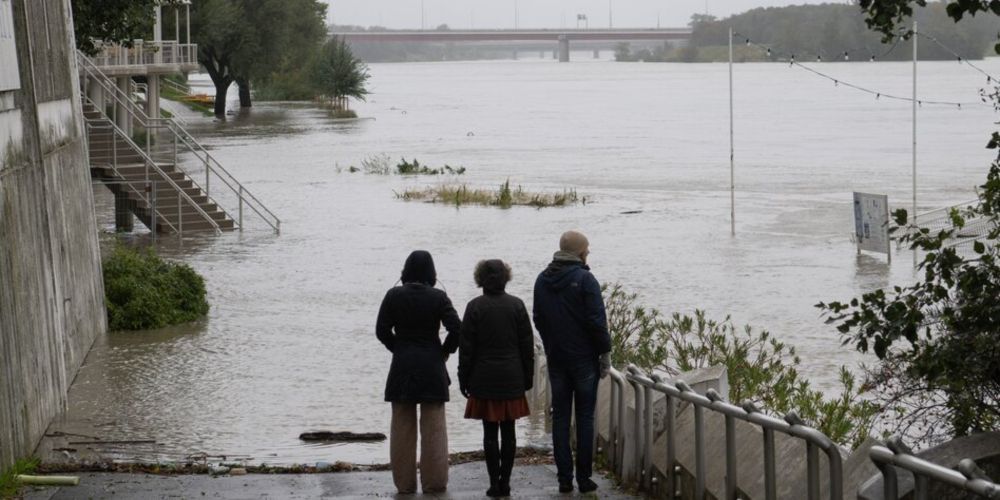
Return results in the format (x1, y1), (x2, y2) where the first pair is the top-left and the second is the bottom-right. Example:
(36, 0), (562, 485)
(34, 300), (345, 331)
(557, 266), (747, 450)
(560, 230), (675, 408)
(71, 59), (997, 464)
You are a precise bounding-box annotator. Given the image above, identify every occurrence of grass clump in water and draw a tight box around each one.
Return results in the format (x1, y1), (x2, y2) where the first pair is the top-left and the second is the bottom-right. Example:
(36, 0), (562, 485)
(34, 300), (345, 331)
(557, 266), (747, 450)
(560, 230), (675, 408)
(0, 456), (39, 498)
(103, 245), (209, 331)
(396, 158), (466, 175)
(395, 179), (582, 209)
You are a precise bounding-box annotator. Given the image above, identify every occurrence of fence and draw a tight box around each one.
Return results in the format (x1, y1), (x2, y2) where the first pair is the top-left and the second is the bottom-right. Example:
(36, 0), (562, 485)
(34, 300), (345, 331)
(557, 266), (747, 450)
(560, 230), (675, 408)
(90, 40), (197, 69)
(548, 359), (1000, 499)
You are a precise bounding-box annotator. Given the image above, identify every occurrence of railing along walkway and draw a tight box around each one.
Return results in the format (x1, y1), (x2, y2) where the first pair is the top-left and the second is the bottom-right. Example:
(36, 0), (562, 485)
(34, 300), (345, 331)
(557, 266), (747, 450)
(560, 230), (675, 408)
(592, 363), (999, 499)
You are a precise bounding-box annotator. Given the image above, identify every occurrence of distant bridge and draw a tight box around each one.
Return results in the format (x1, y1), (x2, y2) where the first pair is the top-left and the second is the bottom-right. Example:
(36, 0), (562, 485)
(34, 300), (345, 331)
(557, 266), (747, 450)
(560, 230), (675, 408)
(330, 28), (692, 61)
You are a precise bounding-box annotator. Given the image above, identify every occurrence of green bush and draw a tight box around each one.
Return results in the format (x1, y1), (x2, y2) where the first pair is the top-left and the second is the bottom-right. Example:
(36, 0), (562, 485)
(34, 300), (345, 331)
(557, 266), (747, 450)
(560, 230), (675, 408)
(103, 246), (209, 331)
(605, 283), (878, 448)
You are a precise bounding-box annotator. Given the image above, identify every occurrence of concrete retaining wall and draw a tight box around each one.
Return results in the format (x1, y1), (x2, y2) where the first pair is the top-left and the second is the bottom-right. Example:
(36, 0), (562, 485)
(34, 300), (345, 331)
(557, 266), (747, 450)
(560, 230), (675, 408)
(0, 0), (105, 472)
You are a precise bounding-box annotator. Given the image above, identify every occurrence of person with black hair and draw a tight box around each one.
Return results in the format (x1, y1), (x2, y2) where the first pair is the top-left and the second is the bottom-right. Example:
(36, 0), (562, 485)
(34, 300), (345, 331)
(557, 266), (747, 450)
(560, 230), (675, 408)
(458, 259), (535, 497)
(376, 250), (462, 494)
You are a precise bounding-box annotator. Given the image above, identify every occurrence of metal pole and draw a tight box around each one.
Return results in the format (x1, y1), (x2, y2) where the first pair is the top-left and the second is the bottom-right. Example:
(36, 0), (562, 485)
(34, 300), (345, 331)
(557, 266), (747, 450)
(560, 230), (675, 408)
(205, 158), (210, 197)
(239, 185), (244, 230)
(729, 26), (736, 236)
(151, 182), (157, 245)
(421, 0), (425, 29)
(912, 21), (918, 239)
(609, 0), (612, 28)
(177, 191), (183, 236)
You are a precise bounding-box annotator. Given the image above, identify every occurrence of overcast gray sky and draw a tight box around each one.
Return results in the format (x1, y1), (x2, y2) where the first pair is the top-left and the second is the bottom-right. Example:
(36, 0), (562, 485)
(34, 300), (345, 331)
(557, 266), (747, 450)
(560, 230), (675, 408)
(325, 1), (853, 30)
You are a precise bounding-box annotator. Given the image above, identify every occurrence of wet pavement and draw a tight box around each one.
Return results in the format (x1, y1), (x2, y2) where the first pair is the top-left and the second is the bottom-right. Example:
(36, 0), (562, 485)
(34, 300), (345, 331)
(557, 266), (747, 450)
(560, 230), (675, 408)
(22, 462), (637, 499)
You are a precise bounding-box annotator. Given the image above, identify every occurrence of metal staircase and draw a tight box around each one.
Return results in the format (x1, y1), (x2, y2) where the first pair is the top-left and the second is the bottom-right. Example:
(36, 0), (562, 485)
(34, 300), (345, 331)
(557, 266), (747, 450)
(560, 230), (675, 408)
(79, 51), (280, 235)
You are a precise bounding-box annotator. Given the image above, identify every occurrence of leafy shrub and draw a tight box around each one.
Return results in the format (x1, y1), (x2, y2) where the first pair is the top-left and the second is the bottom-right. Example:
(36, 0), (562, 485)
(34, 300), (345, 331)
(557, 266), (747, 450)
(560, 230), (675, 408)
(103, 246), (209, 331)
(605, 283), (878, 448)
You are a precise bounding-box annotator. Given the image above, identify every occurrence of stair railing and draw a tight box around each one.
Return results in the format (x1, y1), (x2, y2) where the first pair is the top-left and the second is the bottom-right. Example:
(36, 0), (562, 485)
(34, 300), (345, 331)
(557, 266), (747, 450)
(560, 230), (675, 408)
(78, 50), (281, 234)
(83, 95), (221, 235)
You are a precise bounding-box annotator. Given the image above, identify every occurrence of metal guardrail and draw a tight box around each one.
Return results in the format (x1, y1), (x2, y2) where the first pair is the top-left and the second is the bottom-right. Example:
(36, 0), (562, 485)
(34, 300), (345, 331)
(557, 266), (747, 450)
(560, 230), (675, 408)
(913, 199), (995, 250)
(78, 50), (280, 234)
(870, 441), (1000, 499)
(613, 364), (844, 500)
(90, 40), (198, 68)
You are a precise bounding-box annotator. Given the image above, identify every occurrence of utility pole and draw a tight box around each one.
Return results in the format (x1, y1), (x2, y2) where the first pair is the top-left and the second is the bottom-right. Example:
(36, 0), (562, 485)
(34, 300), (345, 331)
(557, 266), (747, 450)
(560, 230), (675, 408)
(514, 0), (519, 29)
(421, 0), (425, 30)
(609, 0), (613, 28)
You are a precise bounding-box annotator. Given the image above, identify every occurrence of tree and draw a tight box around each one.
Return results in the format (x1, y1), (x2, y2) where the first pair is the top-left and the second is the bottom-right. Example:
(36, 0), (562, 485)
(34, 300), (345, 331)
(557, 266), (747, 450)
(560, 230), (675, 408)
(72, 0), (161, 56)
(859, 0), (1000, 53)
(190, 0), (327, 116)
(312, 37), (370, 111)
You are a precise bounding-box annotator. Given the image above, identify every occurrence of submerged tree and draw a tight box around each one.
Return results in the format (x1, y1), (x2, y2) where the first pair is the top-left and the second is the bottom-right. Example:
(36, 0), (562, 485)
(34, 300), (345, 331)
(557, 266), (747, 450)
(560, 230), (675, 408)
(312, 36), (370, 111)
(190, 0), (327, 116)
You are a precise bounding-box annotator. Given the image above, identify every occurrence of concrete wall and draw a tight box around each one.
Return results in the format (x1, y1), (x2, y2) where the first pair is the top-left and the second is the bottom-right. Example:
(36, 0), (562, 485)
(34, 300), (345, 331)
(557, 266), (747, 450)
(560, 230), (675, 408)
(0, 0), (106, 472)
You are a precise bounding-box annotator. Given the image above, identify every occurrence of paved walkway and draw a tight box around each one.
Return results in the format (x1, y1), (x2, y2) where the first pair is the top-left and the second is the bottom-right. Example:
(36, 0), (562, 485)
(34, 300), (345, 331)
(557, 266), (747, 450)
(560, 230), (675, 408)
(23, 462), (638, 499)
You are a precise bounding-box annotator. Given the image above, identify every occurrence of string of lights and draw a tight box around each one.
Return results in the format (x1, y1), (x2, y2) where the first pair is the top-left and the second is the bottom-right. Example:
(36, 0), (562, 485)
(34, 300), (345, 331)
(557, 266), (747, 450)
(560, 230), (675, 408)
(731, 31), (987, 109)
(913, 31), (1000, 85)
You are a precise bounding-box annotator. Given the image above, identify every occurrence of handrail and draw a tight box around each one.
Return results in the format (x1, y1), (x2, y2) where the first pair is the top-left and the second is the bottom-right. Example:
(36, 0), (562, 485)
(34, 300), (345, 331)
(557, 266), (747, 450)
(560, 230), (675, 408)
(870, 442), (1000, 499)
(90, 40), (198, 68)
(83, 96), (221, 235)
(77, 50), (280, 233)
(619, 365), (844, 500)
(86, 121), (179, 235)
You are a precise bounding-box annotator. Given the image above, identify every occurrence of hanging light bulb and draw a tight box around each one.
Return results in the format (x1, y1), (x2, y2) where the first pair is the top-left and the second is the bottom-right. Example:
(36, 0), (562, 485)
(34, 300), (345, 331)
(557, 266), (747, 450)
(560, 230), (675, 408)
(816, 55), (822, 62)
(958, 103), (962, 109)
(843, 52), (849, 61)
(766, 48), (771, 57)
(957, 56), (963, 63)
(870, 55), (876, 62)
(834, 80), (839, 87)
(745, 39), (750, 46)
(790, 54), (795, 64)
(876, 93), (880, 100)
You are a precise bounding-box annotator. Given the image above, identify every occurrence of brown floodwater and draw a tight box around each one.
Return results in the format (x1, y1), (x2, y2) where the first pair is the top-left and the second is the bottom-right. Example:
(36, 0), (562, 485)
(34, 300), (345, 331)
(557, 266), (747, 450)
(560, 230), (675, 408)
(75, 57), (999, 464)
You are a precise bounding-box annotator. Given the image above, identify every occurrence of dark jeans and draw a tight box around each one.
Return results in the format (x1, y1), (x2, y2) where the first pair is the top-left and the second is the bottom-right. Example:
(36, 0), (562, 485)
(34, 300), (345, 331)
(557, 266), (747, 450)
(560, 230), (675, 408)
(548, 358), (599, 484)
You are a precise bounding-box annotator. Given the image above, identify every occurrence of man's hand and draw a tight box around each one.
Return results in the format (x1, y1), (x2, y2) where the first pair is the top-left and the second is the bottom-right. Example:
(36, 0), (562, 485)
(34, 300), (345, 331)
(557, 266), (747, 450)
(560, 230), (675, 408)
(599, 353), (611, 379)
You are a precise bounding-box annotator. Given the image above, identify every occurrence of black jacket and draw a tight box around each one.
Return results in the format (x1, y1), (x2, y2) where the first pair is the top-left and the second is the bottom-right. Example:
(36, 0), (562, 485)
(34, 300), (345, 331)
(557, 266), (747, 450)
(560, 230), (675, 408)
(532, 260), (612, 366)
(458, 291), (535, 400)
(376, 251), (461, 403)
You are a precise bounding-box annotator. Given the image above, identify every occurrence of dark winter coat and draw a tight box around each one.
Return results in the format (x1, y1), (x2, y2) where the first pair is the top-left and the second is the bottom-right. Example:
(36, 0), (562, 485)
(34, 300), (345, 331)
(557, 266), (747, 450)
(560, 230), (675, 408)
(458, 291), (535, 400)
(376, 251), (461, 403)
(532, 259), (612, 366)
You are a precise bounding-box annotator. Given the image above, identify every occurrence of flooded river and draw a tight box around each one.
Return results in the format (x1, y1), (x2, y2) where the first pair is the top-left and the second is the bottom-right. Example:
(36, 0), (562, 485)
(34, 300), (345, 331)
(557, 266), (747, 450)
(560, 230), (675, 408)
(75, 56), (999, 465)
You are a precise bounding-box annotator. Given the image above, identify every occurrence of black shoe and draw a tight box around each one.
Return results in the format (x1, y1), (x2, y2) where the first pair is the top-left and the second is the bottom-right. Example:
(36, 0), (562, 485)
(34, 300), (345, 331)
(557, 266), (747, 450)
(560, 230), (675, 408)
(486, 485), (504, 497)
(578, 478), (598, 493)
(558, 481), (574, 493)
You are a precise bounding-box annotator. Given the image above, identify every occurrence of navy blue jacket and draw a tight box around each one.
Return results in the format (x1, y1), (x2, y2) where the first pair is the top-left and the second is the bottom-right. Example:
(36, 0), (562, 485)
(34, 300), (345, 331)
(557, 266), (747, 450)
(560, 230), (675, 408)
(532, 260), (611, 366)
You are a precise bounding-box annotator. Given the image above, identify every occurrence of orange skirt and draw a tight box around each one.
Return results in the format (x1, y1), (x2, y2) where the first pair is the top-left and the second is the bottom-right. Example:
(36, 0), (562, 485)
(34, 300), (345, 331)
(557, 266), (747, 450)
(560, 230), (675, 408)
(464, 396), (530, 422)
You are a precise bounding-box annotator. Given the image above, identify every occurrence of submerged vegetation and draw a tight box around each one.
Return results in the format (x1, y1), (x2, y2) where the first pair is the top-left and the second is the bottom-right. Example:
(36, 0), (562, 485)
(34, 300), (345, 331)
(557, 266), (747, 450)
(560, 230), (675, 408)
(103, 245), (209, 331)
(605, 283), (878, 448)
(395, 180), (582, 209)
(340, 155), (467, 176)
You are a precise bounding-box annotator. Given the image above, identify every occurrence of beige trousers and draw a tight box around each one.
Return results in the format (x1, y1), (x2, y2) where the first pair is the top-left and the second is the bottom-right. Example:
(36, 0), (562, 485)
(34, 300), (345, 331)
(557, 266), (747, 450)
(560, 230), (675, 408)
(390, 402), (449, 493)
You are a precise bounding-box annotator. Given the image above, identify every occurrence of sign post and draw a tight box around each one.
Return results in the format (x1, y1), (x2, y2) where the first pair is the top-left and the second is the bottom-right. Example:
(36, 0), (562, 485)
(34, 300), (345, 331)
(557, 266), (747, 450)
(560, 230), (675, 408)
(853, 192), (891, 263)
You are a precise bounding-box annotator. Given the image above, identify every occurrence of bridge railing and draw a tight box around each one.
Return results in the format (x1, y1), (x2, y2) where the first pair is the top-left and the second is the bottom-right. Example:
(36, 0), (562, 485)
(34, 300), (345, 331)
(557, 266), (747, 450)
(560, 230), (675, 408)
(610, 364), (844, 500)
(869, 441), (1000, 499)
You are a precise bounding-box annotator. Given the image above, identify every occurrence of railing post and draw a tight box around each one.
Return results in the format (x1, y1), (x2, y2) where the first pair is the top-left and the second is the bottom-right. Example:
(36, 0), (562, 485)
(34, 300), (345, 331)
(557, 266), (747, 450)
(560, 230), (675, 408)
(149, 181), (156, 245)
(239, 185), (244, 230)
(914, 474), (929, 500)
(763, 428), (777, 500)
(643, 383), (654, 491)
(609, 379), (618, 472)
(177, 191), (183, 236)
(665, 392), (676, 499)
(694, 402), (706, 499)
(876, 460), (898, 499)
(725, 414), (737, 499)
(205, 158), (210, 197)
(632, 376), (644, 486)
(806, 442), (820, 500)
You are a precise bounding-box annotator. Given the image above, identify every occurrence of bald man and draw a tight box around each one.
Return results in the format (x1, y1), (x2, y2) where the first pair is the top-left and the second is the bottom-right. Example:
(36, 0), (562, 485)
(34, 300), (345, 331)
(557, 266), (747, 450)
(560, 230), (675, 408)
(532, 230), (612, 494)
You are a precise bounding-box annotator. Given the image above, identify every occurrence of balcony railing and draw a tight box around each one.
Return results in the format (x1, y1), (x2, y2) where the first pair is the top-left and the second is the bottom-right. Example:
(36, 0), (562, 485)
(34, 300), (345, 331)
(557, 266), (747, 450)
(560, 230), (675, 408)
(90, 40), (198, 70)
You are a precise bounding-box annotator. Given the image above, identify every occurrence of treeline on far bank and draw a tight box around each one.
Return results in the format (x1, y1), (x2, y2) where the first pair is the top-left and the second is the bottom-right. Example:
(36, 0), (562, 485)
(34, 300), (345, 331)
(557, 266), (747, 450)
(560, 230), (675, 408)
(616, 3), (997, 63)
